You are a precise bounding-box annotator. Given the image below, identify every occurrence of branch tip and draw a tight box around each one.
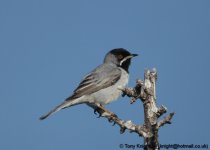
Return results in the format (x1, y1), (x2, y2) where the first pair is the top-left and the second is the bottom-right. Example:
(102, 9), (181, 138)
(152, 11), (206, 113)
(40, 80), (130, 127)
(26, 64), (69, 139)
(157, 112), (175, 129)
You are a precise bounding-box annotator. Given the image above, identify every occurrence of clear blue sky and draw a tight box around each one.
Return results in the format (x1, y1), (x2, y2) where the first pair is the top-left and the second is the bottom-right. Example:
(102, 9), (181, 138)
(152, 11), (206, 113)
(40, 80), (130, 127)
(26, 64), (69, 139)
(0, 0), (209, 149)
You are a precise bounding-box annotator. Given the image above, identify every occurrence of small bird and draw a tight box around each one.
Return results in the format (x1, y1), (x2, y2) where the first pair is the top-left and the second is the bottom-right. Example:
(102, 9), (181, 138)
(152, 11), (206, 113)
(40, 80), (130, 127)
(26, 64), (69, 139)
(40, 48), (138, 120)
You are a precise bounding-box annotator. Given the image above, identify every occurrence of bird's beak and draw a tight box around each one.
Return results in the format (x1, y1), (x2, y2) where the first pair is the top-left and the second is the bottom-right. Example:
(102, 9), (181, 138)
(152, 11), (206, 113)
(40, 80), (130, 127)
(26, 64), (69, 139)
(131, 54), (138, 57)
(124, 54), (138, 60)
(119, 53), (138, 66)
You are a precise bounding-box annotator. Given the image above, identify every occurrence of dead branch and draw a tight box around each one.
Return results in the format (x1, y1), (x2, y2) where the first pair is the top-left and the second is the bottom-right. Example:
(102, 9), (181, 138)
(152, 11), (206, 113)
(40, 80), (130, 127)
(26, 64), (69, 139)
(93, 68), (175, 150)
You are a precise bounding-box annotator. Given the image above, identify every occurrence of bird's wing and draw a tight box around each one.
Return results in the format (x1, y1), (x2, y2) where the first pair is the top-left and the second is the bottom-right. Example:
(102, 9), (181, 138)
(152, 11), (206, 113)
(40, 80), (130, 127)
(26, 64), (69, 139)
(39, 64), (121, 120)
(66, 64), (121, 100)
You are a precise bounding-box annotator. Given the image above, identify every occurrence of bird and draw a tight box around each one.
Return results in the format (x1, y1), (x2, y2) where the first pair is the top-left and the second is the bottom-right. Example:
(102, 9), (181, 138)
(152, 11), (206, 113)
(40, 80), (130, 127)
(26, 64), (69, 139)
(39, 48), (138, 120)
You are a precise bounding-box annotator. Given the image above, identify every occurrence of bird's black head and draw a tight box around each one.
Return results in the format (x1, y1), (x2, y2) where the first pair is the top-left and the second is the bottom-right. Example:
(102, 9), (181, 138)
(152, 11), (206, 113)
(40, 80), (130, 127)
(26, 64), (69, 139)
(104, 48), (138, 72)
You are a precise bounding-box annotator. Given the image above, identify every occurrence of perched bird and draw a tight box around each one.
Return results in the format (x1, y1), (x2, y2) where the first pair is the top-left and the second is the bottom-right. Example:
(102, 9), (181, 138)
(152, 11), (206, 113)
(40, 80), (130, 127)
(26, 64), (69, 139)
(39, 48), (138, 120)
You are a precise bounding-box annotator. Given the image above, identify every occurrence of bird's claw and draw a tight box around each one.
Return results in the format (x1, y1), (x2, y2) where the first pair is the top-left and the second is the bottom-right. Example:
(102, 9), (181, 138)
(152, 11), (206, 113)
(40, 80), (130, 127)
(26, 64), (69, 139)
(122, 92), (126, 97)
(110, 120), (116, 126)
(108, 113), (118, 123)
(94, 108), (98, 115)
(108, 117), (116, 126)
(94, 107), (102, 118)
(111, 113), (118, 118)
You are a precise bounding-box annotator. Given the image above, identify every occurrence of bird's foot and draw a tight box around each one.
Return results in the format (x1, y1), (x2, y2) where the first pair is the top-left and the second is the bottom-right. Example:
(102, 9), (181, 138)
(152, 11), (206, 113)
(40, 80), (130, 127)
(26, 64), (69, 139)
(110, 113), (118, 118)
(107, 112), (118, 126)
(94, 107), (102, 118)
(92, 102), (118, 126)
(93, 103), (118, 120)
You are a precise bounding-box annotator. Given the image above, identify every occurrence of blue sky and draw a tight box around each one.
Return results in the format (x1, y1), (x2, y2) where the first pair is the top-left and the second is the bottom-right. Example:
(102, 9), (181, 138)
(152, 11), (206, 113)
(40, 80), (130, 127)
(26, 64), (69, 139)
(0, 0), (209, 149)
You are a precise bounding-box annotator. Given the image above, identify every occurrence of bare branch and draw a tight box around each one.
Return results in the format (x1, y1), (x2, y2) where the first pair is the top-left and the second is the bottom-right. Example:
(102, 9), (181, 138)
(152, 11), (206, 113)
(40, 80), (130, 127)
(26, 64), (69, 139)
(94, 105), (152, 138)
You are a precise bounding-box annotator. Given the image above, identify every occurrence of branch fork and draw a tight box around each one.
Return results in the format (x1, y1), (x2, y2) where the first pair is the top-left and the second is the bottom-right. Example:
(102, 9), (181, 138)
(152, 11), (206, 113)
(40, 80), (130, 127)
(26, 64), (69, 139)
(93, 68), (175, 150)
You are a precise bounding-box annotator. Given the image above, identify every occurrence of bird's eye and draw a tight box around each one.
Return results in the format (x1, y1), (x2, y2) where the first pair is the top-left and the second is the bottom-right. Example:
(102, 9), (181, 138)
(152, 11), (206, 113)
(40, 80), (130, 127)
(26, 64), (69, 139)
(118, 55), (123, 60)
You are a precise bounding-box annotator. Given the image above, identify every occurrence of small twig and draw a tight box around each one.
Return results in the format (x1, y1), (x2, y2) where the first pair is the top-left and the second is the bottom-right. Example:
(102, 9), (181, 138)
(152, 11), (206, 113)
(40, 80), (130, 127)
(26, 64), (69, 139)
(120, 87), (136, 97)
(119, 80), (142, 104)
(157, 112), (175, 129)
(156, 105), (167, 118)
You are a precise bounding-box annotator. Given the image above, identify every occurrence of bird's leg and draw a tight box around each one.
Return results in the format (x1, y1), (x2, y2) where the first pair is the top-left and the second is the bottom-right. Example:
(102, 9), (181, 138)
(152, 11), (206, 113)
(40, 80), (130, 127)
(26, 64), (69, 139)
(91, 102), (104, 117)
(92, 102), (118, 119)
(94, 107), (103, 118)
(97, 105), (118, 125)
(90, 102), (117, 125)
(94, 108), (98, 115)
(97, 104), (118, 119)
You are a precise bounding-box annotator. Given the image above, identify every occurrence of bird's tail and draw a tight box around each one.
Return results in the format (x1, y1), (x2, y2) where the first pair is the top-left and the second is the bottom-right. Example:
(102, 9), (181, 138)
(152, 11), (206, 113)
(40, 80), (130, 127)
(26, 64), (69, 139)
(39, 100), (75, 120)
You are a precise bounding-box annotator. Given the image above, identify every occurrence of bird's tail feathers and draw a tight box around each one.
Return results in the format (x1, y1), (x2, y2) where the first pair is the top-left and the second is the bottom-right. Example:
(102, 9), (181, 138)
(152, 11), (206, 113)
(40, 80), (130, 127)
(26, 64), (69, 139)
(39, 100), (74, 120)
